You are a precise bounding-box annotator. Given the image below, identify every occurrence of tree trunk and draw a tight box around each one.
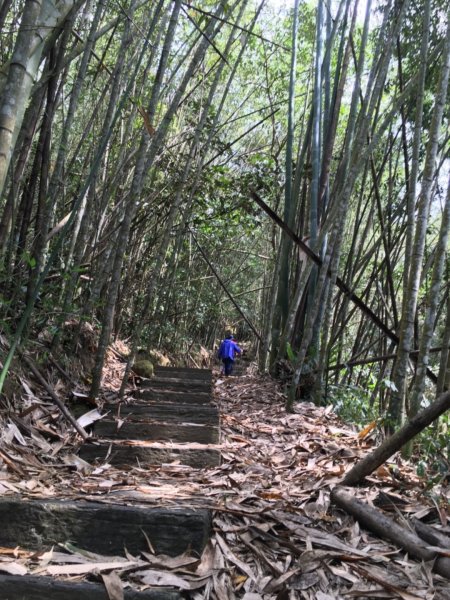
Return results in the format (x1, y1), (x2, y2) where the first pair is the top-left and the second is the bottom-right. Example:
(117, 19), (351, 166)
(0, 0), (77, 199)
(389, 12), (450, 427)
(409, 174), (450, 413)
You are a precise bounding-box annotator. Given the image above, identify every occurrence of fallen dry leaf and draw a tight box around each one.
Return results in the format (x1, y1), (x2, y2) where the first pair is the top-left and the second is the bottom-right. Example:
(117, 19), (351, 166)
(0, 561), (28, 575)
(0, 363), (447, 600)
(46, 560), (138, 575)
(102, 571), (124, 600)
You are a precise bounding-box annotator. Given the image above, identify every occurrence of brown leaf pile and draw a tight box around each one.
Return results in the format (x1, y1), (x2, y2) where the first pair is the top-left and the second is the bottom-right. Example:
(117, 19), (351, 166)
(1, 355), (450, 599)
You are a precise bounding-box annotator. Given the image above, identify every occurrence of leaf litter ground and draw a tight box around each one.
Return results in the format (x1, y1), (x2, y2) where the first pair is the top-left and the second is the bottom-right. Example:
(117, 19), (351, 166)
(0, 358), (449, 599)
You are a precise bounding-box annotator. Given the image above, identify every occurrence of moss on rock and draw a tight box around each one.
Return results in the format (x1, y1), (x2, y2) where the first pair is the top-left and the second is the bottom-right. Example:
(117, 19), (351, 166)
(132, 360), (154, 378)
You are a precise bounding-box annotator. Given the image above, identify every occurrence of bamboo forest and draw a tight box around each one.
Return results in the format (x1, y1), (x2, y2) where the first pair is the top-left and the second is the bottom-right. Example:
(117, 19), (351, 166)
(0, 0), (450, 598)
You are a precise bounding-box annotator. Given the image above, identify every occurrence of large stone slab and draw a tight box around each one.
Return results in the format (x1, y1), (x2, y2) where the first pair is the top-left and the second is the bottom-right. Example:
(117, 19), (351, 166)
(0, 497), (211, 557)
(104, 402), (219, 425)
(94, 420), (219, 443)
(80, 441), (221, 468)
(0, 575), (181, 600)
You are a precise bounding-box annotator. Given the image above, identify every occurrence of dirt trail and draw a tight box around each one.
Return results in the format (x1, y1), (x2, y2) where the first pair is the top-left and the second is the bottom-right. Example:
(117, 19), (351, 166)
(0, 363), (449, 599)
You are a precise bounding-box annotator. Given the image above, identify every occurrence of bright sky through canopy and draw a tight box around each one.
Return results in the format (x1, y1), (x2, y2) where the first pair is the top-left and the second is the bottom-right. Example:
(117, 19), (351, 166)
(265, 0), (373, 24)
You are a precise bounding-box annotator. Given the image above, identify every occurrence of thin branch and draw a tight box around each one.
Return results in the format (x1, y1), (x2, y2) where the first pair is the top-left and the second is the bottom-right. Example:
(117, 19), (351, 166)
(190, 230), (262, 341)
(327, 345), (450, 372)
(182, 1), (290, 52)
(20, 353), (89, 439)
(181, 5), (230, 67)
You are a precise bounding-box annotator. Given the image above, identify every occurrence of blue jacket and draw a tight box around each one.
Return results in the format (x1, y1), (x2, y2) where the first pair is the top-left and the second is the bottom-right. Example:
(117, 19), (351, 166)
(218, 339), (242, 361)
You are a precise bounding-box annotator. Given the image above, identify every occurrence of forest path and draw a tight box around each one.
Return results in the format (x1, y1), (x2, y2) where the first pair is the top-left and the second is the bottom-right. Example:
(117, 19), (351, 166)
(0, 367), (448, 598)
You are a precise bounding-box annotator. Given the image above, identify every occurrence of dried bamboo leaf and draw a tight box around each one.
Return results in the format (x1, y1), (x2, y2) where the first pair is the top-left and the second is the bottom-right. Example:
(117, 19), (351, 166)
(102, 571), (124, 600)
(0, 561), (28, 575)
(47, 561), (138, 575)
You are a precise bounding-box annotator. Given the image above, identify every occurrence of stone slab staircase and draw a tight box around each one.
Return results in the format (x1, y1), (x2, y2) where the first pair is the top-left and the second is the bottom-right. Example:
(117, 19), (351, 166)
(0, 367), (218, 599)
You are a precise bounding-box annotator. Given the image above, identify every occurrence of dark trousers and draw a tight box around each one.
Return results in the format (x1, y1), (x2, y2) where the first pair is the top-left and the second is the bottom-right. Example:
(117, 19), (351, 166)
(222, 358), (234, 376)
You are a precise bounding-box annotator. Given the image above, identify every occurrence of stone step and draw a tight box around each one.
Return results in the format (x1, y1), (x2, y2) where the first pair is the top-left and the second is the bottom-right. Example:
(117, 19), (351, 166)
(104, 402), (219, 425)
(0, 497), (211, 557)
(149, 375), (212, 387)
(9, 366), (217, 599)
(143, 377), (211, 392)
(0, 575), (181, 600)
(79, 440), (220, 468)
(154, 367), (212, 382)
(134, 390), (211, 404)
(93, 420), (219, 443)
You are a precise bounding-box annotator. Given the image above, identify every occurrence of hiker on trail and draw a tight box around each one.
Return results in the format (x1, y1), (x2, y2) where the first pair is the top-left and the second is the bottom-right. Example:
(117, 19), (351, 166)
(218, 333), (242, 376)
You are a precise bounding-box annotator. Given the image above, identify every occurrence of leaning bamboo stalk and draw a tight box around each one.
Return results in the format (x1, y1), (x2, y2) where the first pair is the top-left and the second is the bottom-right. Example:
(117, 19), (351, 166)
(341, 390), (450, 486)
(326, 345), (449, 371)
(390, 11), (450, 425)
(89, 0), (186, 399)
(0, 0), (152, 397)
(251, 190), (438, 385)
(437, 292), (450, 394)
(0, 0), (78, 198)
(410, 174), (450, 412)
(117, 0), (252, 397)
(272, 0), (300, 359)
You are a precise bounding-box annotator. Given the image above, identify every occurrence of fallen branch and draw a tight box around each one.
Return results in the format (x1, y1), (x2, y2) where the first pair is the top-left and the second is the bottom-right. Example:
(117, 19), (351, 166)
(414, 519), (450, 550)
(342, 391), (450, 485)
(331, 486), (450, 580)
(49, 355), (77, 386)
(20, 354), (89, 440)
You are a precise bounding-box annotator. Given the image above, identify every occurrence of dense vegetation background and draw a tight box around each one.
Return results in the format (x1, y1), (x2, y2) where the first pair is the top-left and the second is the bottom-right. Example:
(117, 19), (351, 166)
(0, 0), (449, 465)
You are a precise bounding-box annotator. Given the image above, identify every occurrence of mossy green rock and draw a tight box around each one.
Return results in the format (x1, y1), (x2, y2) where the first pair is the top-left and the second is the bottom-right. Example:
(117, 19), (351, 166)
(132, 360), (154, 378)
(137, 348), (171, 366)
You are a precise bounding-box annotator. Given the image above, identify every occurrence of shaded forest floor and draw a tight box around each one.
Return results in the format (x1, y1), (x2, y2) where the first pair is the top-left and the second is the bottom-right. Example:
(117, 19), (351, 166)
(0, 344), (449, 599)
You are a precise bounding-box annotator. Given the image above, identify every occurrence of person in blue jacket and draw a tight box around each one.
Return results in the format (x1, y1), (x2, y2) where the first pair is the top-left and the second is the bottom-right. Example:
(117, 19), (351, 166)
(218, 333), (242, 376)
